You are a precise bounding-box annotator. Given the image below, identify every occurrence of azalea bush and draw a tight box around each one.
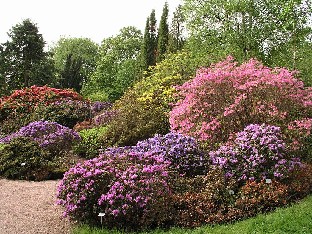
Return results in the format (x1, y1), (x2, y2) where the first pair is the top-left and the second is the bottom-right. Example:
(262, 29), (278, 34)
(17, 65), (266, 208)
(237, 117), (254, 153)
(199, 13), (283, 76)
(56, 150), (171, 229)
(170, 57), (312, 148)
(0, 121), (81, 155)
(209, 124), (301, 183)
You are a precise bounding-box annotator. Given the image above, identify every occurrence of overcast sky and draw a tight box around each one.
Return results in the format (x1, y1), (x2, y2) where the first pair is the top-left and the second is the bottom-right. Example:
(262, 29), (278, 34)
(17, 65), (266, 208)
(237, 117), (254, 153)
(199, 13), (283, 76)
(0, 0), (182, 48)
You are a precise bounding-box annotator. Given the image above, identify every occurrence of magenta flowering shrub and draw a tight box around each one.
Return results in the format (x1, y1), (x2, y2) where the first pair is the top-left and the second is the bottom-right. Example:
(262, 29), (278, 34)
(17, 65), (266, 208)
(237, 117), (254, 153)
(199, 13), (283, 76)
(209, 124), (301, 183)
(56, 150), (171, 228)
(170, 56), (312, 147)
(0, 121), (81, 154)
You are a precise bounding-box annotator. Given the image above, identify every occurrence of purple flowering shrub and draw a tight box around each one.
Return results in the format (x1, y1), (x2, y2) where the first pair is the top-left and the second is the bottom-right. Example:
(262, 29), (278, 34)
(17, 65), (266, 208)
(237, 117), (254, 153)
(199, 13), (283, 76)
(91, 101), (112, 115)
(0, 121), (81, 154)
(134, 132), (207, 176)
(209, 124), (301, 183)
(56, 150), (171, 229)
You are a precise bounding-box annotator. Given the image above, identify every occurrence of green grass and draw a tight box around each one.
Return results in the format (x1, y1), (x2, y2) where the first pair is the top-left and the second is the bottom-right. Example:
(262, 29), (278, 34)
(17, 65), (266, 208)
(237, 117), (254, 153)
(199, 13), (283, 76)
(72, 194), (312, 234)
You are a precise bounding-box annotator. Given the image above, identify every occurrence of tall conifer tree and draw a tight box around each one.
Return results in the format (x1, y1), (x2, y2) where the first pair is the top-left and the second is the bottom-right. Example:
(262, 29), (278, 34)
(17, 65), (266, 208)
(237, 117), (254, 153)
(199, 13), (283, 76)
(157, 2), (169, 62)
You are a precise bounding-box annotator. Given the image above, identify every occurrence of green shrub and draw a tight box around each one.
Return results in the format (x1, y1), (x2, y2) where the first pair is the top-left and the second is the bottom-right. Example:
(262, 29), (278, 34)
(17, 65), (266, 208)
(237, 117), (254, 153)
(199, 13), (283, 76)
(0, 137), (61, 181)
(73, 126), (107, 159)
(101, 51), (213, 147)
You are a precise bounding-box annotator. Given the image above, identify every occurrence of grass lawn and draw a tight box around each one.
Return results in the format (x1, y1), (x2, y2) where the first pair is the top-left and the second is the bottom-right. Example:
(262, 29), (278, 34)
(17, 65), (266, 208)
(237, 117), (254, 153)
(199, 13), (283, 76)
(73, 194), (312, 234)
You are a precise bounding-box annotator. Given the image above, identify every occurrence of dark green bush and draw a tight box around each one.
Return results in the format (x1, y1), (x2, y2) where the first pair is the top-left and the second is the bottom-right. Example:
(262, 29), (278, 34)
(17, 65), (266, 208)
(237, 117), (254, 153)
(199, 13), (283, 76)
(0, 137), (61, 180)
(73, 126), (107, 159)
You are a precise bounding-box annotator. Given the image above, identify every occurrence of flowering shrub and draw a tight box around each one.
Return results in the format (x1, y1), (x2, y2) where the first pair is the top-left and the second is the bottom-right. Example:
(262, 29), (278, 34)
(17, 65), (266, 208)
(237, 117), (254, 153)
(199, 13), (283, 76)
(56, 151), (171, 229)
(209, 124), (301, 183)
(287, 118), (312, 162)
(0, 86), (87, 134)
(32, 99), (91, 128)
(170, 57), (312, 147)
(91, 101), (112, 115)
(0, 121), (81, 154)
(93, 109), (117, 126)
(134, 132), (207, 176)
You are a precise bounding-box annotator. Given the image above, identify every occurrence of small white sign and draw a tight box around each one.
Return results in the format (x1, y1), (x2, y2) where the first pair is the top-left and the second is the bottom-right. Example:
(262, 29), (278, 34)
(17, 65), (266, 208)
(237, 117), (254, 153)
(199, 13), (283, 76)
(228, 189), (234, 195)
(21, 163), (26, 166)
(98, 213), (105, 217)
(265, 179), (272, 184)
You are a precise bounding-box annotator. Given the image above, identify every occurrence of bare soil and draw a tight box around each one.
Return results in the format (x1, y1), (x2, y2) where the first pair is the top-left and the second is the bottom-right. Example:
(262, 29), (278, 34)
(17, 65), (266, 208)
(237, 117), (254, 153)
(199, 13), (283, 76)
(0, 179), (73, 234)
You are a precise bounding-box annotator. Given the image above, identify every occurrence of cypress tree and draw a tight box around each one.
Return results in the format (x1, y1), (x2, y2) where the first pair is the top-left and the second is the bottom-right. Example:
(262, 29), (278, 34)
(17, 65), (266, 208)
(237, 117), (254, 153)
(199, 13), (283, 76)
(157, 2), (169, 62)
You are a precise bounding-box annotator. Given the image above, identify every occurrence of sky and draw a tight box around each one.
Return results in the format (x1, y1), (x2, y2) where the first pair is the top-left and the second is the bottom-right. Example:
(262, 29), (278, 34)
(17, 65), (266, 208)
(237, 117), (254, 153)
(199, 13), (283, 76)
(0, 0), (182, 48)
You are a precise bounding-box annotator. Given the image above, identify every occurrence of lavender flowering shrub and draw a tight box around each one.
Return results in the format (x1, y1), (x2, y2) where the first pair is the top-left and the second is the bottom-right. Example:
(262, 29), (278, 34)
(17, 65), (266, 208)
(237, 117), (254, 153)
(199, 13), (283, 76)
(57, 150), (171, 229)
(91, 101), (112, 114)
(134, 132), (207, 176)
(209, 124), (301, 183)
(0, 121), (81, 154)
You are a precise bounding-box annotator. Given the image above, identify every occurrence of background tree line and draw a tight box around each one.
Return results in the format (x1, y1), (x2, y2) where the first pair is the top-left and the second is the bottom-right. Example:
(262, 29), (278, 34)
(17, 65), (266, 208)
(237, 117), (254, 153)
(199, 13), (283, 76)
(0, 0), (311, 99)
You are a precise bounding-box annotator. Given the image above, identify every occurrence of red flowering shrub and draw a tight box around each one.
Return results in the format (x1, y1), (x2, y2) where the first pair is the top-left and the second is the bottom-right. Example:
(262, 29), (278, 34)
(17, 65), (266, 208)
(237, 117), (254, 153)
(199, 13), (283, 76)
(0, 86), (89, 133)
(170, 57), (312, 148)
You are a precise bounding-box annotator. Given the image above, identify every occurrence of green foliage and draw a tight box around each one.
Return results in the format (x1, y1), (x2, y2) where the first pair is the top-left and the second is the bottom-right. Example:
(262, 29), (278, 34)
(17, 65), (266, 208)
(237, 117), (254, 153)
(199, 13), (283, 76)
(168, 4), (186, 53)
(0, 137), (58, 181)
(157, 2), (169, 62)
(0, 19), (55, 93)
(82, 27), (142, 101)
(140, 10), (158, 71)
(101, 51), (213, 147)
(73, 126), (107, 159)
(31, 99), (91, 129)
(51, 37), (99, 92)
(183, 0), (312, 66)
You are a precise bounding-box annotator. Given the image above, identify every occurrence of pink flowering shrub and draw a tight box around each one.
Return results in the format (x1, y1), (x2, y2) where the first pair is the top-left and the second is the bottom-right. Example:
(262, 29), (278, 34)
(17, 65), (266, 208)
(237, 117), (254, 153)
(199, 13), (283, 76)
(209, 124), (301, 184)
(286, 118), (312, 162)
(170, 56), (312, 148)
(56, 150), (171, 229)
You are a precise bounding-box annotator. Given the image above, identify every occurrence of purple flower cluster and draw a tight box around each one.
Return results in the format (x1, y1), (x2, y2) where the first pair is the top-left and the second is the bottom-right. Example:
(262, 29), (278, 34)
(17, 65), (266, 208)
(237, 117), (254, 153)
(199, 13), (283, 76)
(56, 150), (171, 226)
(0, 121), (81, 153)
(209, 124), (301, 182)
(135, 132), (207, 176)
(93, 110), (117, 126)
(91, 101), (112, 114)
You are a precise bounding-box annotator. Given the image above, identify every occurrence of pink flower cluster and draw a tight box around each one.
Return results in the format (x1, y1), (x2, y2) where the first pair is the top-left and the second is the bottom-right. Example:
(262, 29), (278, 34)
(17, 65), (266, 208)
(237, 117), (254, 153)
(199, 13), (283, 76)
(170, 56), (312, 146)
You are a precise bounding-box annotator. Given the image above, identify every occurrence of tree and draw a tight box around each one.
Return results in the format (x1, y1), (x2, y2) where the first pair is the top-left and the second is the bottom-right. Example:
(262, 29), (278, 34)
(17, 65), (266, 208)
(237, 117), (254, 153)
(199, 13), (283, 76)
(183, 0), (312, 64)
(0, 19), (55, 92)
(82, 26), (142, 101)
(168, 4), (186, 53)
(157, 2), (169, 62)
(140, 10), (158, 71)
(51, 37), (99, 92)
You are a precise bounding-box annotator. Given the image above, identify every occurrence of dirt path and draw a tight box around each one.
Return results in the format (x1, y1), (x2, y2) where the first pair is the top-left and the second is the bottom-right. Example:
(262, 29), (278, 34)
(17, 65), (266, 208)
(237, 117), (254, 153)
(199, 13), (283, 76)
(0, 179), (73, 234)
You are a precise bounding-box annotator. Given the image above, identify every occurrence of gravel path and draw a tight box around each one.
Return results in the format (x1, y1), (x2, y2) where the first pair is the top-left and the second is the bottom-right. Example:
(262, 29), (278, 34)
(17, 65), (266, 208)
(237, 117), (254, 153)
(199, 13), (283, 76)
(0, 179), (73, 234)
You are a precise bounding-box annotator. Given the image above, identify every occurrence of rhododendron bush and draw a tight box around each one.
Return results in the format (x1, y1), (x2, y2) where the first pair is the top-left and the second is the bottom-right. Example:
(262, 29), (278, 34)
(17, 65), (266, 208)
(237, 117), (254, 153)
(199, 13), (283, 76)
(209, 124), (301, 183)
(169, 57), (312, 149)
(0, 120), (81, 154)
(56, 150), (171, 229)
(0, 86), (90, 133)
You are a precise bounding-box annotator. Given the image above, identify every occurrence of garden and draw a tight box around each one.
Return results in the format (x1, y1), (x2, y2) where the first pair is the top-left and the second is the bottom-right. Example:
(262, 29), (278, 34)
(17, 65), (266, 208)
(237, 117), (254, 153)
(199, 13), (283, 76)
(0, 57), (311, 233)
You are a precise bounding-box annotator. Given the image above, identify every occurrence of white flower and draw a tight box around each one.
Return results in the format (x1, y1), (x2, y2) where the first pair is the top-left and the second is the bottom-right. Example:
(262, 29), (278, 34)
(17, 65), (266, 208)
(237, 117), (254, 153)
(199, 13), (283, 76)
(21, 163), (26, 166)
